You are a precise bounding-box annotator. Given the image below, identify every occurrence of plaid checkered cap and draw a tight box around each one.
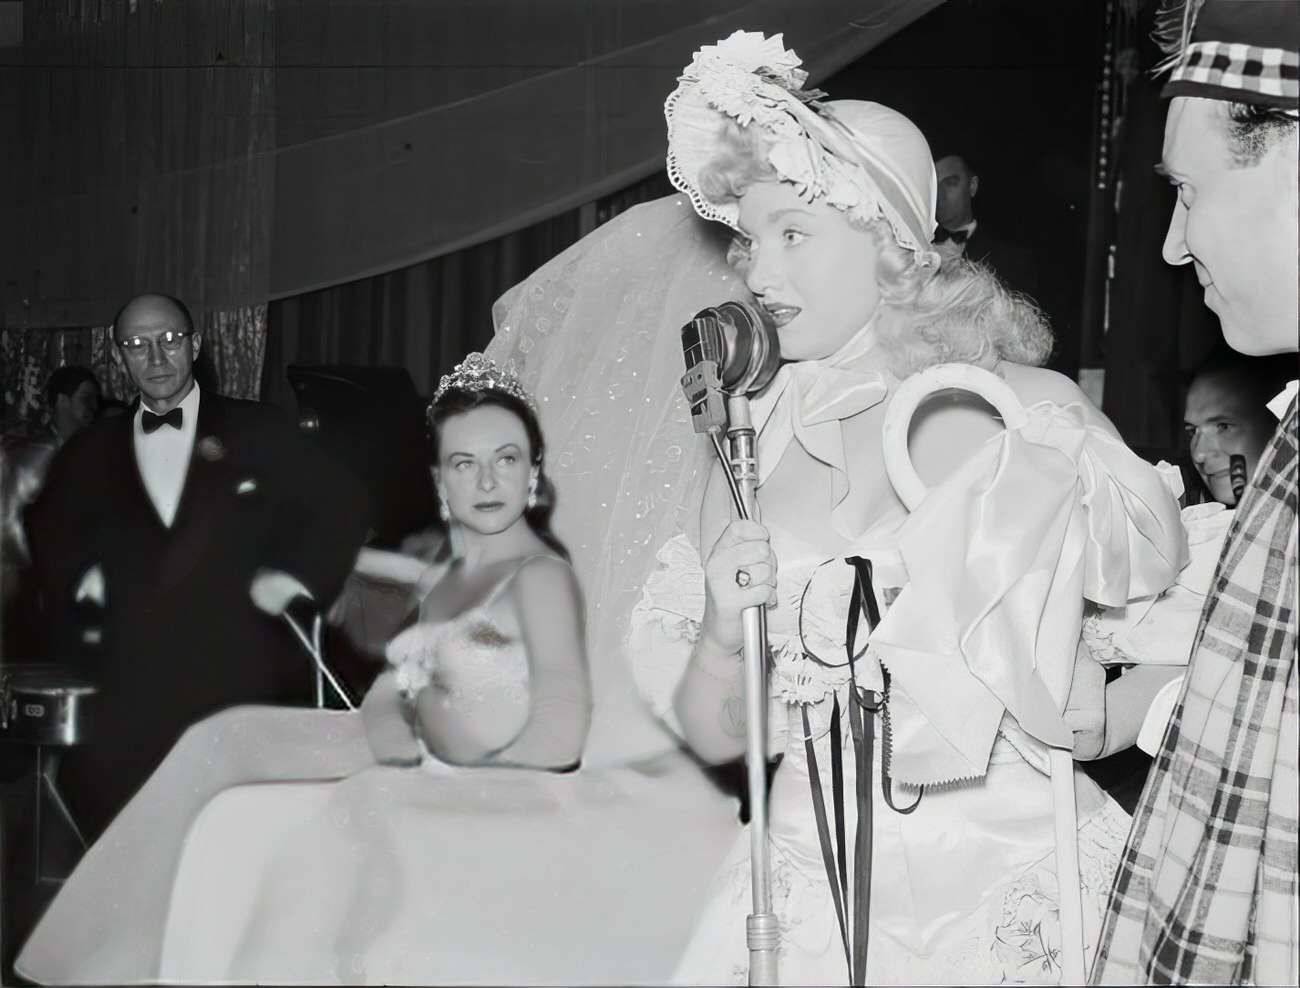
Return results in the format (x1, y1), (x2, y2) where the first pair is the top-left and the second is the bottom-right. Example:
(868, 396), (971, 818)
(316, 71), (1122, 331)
(1162, 0), (1299, 109)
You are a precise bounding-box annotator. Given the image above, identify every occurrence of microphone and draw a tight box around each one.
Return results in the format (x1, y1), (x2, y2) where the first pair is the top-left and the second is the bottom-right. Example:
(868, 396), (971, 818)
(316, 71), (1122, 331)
(1229, 453), (1247, 503)
(679, 298), (782, 984)
(680, 301), (781, 435)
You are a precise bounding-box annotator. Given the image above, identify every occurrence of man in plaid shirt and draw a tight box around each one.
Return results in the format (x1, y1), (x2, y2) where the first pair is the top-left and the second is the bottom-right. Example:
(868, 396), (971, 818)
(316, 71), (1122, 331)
(1091, 1), (1298, 984)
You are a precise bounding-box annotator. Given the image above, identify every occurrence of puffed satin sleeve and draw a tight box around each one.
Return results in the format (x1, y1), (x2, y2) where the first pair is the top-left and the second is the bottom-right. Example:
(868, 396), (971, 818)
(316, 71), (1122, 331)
(628, 533), (794, 751)
(868, 402), (1188, 788)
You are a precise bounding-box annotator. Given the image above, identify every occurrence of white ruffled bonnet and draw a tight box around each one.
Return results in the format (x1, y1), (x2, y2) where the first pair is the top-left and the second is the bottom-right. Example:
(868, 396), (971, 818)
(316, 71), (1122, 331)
(665, 30), (939, 259)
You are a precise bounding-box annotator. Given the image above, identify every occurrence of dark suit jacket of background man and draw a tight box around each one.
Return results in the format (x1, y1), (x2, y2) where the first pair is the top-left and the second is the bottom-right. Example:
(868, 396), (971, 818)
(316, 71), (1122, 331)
(26, 391), (370, 837)
(963, 227), (1042, 307)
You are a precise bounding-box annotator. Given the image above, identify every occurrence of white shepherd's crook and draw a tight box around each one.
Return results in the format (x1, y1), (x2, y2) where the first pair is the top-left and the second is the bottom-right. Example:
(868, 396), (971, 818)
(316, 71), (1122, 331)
(879, 363), (1088, 985)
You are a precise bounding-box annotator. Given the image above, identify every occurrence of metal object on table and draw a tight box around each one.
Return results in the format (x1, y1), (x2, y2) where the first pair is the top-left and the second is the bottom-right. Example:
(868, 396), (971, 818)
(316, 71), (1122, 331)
(282, 611), (356, 710)
(0, 664), (98, 883)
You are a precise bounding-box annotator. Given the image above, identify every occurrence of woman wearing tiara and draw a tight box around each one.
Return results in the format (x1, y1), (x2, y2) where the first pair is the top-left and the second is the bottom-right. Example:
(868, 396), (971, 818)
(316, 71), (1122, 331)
(616, 33), (1190, 984)
(15, 353), (738, 986)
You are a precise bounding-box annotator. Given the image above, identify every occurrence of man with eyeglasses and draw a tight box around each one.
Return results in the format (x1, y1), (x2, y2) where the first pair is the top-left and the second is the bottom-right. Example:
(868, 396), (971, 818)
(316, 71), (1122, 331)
(25, 293), (369, 840)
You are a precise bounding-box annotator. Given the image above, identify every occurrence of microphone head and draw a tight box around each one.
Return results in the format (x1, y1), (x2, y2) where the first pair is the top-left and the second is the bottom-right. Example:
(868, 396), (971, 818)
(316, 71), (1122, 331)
(681, 301), (781, 396)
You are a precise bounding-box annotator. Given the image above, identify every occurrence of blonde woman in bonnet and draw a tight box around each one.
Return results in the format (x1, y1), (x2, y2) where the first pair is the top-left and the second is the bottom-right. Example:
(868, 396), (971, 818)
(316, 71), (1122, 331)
(628, 31), (1187, 984)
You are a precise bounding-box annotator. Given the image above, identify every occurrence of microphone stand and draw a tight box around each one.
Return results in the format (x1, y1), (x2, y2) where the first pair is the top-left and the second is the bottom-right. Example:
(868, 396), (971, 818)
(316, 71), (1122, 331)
(716, 396), (778, 986)
(681, 300), (782, 985)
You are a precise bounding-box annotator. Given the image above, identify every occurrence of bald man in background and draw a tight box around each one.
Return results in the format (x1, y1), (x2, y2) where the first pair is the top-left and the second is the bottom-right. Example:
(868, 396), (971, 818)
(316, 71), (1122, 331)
(26, 293), (370, 838)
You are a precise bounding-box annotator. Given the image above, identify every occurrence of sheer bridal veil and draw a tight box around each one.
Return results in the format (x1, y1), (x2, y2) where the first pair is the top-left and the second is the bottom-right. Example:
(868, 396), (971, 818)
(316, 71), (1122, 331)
(486, 194), (746, 767)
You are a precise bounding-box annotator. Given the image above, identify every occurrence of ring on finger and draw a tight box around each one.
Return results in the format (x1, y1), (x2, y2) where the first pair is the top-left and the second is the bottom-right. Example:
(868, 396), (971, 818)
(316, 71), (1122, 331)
(735, 568), (752, 588)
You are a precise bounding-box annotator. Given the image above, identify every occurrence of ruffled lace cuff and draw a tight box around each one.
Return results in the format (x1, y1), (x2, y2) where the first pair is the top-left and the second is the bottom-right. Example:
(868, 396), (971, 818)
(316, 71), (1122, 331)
(1082, 501), (1231, 668)
(627, 534), (707, 733)
(629, 534), (800, 749)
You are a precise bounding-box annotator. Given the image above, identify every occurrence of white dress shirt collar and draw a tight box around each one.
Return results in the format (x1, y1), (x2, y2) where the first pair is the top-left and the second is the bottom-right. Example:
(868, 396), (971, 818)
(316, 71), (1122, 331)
(134, 383), (202, 528)
(1267, 379), (1298, 420)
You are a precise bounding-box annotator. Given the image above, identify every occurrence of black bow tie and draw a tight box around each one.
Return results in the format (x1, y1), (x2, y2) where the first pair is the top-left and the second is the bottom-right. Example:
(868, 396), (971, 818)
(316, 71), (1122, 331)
(933, 226), (970, 245)
(142, 407), (183, 434)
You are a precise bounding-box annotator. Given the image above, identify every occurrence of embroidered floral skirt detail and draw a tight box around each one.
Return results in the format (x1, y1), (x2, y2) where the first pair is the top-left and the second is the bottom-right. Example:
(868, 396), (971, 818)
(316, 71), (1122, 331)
(670, 714), (1130, 986)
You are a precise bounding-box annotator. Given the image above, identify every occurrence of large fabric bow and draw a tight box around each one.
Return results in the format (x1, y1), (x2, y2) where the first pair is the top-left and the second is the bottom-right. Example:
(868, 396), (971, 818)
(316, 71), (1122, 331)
(749, 325), (889, 538)
(869, 401), (1188, 787)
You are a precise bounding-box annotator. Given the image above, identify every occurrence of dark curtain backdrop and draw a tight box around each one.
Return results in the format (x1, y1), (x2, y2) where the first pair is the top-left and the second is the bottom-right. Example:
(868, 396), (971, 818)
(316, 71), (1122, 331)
(1083, 0), (1222, 454)
(15, 0), (1203, 446)
(3, 0), (943, 429)
(261, 0), (1110, 413)
(2, 0), (275, 328)
(3, 0), (942, 332)
(820, 0), (1106, 380)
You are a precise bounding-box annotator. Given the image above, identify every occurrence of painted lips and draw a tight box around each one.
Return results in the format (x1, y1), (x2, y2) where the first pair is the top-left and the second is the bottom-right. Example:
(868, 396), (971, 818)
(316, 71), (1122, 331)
(763, 304), (801, 328)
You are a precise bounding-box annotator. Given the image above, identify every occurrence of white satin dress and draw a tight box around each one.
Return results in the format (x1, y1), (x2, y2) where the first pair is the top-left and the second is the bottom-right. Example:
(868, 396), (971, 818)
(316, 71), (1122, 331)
(629, 400), (1187, 985)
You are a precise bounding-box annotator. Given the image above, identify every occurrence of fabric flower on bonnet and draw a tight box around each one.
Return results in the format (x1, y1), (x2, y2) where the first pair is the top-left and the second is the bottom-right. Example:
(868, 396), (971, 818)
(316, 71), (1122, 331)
(665, 30), (937, 260)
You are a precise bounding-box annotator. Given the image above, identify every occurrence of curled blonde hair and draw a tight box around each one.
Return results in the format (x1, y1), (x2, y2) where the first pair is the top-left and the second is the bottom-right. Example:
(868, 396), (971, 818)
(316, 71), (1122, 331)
(698, 120), (1054, 375)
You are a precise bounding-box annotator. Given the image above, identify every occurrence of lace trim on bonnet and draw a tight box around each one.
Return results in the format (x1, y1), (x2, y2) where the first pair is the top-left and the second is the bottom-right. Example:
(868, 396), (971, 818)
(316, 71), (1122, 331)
(664, 30), (938, 262)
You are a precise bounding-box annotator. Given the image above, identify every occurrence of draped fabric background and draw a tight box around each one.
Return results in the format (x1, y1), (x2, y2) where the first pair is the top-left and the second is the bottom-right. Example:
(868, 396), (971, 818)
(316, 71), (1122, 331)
(1, 0), (1207, 449)
(1, 0), (942, 425)
(2, 0), (942, 330)
(2, 0), (275, 330)
(259, 173), (671, 407)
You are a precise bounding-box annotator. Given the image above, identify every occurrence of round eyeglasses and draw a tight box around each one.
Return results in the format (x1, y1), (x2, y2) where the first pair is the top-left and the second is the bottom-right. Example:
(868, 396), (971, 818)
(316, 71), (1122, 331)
(115, 330), (193, 356)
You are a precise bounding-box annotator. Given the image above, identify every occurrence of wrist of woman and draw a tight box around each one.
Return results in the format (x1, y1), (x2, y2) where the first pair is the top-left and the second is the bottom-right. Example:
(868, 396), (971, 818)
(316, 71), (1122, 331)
(691, 633), (743, 684)
(696, 627), (741, 658)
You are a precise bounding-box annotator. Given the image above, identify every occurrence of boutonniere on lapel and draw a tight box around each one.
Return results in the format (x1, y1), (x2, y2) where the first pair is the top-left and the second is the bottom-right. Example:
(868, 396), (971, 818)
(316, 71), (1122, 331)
(196, 435), (227, 462)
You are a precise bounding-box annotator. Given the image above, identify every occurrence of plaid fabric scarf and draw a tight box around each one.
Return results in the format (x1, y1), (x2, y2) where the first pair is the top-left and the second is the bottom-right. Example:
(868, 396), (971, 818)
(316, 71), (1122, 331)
(1091, 398), (1298, 985)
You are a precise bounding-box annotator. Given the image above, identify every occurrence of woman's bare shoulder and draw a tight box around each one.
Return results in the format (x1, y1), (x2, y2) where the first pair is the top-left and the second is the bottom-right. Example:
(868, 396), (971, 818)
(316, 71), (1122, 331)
(997, 363), (1085, 405)
(509, 554), (584, 609)
(997, 363), (1119, 435)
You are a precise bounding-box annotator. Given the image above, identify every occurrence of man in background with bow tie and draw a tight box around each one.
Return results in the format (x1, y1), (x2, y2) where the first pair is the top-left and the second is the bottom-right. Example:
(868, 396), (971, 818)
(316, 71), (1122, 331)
(25, 292), (369, 841)
(933, 153), (1041, 306)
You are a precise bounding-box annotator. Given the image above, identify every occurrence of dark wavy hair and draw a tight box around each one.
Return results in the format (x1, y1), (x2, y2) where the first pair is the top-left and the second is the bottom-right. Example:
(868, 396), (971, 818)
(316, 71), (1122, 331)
(427, 387), (569, 560)
(45, 365), (99, 408)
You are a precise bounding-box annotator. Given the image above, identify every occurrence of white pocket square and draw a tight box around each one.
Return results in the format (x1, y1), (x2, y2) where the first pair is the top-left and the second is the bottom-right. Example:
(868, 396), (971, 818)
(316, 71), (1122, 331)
(74, 564), (106, 606)
(236, 479), (258, 494)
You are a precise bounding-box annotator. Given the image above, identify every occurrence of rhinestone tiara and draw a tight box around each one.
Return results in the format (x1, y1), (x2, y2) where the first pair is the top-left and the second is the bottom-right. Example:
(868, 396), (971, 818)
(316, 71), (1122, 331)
(430, 352), (536, 412)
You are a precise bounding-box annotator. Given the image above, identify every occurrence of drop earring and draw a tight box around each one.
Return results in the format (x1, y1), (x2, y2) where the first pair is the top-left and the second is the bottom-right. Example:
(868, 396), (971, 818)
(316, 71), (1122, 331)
(526, 473), (538, 510)
(438, 490), (450, 522)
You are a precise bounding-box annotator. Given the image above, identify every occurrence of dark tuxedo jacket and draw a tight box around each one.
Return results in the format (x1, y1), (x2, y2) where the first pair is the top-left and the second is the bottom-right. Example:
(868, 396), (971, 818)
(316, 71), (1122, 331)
(26, 392), (370, 836)
(945, 225), (1039, 306)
